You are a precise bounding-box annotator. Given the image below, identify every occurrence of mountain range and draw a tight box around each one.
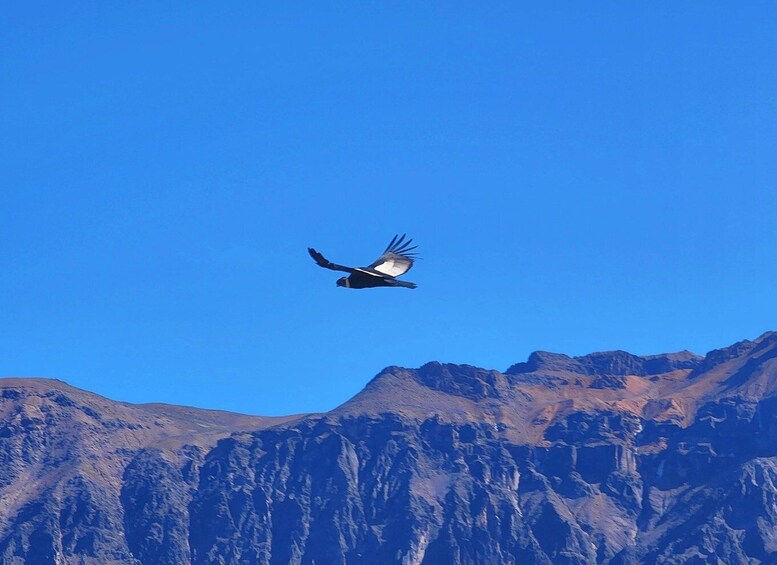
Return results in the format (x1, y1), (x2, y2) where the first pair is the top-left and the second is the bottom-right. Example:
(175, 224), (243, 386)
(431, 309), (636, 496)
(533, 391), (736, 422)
(2, 331), (777, 563)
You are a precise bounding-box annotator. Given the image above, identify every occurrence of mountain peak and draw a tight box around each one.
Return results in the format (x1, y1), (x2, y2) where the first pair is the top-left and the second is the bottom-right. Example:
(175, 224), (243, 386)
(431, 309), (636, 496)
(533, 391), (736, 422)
(506, 348), (703, 377)
(337, 334), (777, 437)
(756, 330), (777, 340)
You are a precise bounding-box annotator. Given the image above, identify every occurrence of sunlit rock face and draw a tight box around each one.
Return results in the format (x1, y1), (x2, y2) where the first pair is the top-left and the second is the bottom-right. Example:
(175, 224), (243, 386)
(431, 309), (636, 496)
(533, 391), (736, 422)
(2, 332), (777, 564)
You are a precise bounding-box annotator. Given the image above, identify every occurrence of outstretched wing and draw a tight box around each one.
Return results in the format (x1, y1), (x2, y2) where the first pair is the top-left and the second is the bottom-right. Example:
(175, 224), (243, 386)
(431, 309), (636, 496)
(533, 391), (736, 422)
(308, 248), (355, 273)
(366, 234), (418, 278)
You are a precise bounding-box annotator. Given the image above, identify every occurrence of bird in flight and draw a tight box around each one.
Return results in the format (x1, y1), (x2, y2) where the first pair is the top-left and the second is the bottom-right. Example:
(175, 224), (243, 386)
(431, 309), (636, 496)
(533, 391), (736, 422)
(308, 234), (419, 289)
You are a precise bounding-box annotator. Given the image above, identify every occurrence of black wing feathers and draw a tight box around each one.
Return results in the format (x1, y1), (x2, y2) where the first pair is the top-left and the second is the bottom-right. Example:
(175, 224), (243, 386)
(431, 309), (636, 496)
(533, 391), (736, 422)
(307, 248), (355, 273)
(383, 233), (419, 258)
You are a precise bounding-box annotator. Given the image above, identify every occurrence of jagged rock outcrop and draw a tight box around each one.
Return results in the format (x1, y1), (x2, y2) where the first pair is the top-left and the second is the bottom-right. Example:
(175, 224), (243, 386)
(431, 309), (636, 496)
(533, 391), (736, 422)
(0, 379), (295, 564)
(3, 331), (777, 563)
(506, 350), (703, 378)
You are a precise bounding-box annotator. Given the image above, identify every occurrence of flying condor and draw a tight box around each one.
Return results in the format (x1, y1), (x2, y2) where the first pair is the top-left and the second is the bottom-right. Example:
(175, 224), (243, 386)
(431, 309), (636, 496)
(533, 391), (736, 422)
(308, 234), (419, 289)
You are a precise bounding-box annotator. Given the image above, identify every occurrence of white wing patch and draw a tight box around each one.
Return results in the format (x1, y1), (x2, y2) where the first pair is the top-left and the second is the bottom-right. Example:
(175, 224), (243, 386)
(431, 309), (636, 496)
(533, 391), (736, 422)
(371, 257), (412, 277)
(355, 268), (383, 277)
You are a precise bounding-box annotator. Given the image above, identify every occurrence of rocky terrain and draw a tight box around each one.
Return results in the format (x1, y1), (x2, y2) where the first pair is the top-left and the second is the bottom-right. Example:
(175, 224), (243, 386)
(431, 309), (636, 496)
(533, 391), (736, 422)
(3, 331), (777, 563)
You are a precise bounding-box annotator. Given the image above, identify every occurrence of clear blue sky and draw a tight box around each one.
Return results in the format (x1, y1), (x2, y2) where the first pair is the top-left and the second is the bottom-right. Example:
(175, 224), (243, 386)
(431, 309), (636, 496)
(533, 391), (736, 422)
(2, 3), (776, 415)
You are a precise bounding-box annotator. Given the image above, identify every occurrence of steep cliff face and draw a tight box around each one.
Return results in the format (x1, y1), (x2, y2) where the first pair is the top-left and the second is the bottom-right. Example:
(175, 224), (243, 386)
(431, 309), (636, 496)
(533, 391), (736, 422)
(0, 379), (297, 564)
(3, 332), (777, 563)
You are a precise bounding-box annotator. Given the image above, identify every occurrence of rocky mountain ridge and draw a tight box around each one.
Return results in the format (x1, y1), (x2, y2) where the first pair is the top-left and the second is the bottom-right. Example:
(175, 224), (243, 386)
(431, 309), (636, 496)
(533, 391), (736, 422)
(2, 332), (777, 563)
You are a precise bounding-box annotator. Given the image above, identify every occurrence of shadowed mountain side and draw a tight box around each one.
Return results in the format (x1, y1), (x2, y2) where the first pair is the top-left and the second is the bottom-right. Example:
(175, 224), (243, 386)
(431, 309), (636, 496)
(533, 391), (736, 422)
(506, 350), (703, 377)
(2, 331), (777, 563)
(0, 378), (303, 564)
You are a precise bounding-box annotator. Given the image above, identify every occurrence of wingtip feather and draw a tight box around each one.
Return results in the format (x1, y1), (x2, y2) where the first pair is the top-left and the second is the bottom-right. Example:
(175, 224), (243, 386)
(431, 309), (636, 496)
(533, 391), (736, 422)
(384, 234), (398, 252)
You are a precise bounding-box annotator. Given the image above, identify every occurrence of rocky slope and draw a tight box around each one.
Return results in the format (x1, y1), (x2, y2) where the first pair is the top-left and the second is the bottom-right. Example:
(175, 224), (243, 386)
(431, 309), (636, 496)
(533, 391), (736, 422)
(3, 332), (777, 563)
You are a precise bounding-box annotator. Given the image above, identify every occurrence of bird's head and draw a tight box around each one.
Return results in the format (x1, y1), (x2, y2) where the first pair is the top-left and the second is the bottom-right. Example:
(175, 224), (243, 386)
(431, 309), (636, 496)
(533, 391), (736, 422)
(336, 277), (349, 288)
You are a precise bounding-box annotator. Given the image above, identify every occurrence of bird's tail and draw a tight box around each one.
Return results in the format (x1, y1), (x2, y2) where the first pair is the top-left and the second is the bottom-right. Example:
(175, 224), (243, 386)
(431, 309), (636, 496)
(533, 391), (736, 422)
(389, 279), (417, 289)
